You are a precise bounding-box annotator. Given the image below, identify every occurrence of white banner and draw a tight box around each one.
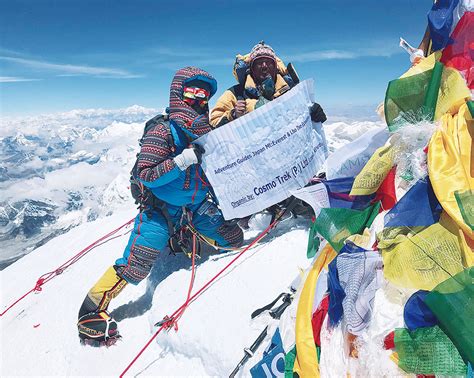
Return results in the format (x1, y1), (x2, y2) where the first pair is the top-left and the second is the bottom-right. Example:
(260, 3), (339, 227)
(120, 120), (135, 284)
(197, 80), (328, 220)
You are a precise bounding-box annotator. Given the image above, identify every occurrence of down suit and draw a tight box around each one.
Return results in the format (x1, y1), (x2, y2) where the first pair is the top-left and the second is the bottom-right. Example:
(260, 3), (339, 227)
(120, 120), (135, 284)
(78, 67), (243, 322)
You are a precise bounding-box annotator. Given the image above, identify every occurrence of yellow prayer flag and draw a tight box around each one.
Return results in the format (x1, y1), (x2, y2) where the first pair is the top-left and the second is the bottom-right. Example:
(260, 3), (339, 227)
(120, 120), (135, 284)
(439, 211), (474, 267)
(350, 144), (394, 196)
(294, 244), (337, 377)
(428, 103), (474, 241)
(381, 222), (465, 290)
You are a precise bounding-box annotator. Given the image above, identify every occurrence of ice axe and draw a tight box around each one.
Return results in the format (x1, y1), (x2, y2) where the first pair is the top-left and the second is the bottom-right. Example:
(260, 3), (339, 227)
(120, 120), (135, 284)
(229, 293), (293, 377)
(287, 62), (300, 85)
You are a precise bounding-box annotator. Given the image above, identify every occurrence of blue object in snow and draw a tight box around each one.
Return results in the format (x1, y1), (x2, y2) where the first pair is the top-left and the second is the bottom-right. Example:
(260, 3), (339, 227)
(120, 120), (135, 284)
(328, 257), (345, 327)
(250, 329), (286, 378)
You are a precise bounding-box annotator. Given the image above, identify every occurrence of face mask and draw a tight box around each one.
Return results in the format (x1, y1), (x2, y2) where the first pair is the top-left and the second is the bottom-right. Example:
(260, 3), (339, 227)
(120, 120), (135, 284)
(260, 76), (275, 100)
(191, 102), (208, 115)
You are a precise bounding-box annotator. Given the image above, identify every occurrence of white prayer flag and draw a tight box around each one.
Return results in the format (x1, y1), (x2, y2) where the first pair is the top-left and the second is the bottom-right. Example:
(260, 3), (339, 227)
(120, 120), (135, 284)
(290, 183), (329, 217)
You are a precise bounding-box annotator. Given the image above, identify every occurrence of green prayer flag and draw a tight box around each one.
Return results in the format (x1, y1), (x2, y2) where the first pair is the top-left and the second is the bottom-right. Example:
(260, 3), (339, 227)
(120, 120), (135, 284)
(385, 69), (433, 130)
(313, 202), (380, 252)
(467, 100), (474, 118)
(307, 223), (320, 258)
(284, 346), (297, 378)
(384, 62), (443, 131)
(422, 61), (443, 121)
(455, 190), (474, 231)
(425, 267), (474, 365)
(394, 326), (467, 375)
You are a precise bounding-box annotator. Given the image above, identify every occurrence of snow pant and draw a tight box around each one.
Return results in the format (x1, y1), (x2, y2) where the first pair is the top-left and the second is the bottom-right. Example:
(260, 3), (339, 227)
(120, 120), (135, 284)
(78, 199), (243, 317)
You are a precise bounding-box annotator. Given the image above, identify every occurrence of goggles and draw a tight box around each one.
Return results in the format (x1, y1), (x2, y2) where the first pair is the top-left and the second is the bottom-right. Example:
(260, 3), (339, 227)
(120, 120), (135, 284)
(183, 86), (210, 107)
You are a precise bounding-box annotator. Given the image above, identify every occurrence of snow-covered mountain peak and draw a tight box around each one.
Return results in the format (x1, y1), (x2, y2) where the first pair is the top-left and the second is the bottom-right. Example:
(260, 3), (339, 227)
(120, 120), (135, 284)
(0, 106), (159, 266)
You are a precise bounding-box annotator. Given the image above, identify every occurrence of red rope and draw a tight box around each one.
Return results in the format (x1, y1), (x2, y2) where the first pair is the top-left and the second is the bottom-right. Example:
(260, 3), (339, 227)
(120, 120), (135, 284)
(191, 169), (199, 204)
(0, 218), (134, 317)
(196, 168), (208, 187)
(119, 217), (278, 377)
(168, 232), (198, 331)
(191, 168), (209, 204)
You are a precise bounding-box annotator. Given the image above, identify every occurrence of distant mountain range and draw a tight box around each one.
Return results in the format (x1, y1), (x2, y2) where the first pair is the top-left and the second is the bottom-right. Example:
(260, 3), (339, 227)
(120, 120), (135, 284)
(0, 104), (383, 269)
(0, 105), (158, 268)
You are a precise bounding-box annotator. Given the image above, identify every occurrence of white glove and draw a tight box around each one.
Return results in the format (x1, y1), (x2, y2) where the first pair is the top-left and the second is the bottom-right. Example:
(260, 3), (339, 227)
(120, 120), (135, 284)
(173, 148), (198, 170)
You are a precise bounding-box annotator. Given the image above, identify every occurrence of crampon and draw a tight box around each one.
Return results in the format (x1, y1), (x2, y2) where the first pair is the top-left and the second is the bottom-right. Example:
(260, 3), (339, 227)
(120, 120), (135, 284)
(80, 335), (122, 348)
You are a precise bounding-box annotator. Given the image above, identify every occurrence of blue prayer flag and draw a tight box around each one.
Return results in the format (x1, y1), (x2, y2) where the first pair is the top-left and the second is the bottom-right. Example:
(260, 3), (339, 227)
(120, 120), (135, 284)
(428, 0), (460, 51)
(404, 290), (438, 331)
(384, 179), (441, 228)
(323, 177), (374, 210)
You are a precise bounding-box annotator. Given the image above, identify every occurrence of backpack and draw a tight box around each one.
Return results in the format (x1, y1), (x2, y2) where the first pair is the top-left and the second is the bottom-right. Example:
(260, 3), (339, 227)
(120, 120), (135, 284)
(129, 113), (176, 208)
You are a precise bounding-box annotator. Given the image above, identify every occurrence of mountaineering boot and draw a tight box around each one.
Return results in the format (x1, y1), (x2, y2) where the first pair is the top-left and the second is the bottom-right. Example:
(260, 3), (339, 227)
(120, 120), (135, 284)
(77, 266), (128, 347)
(78, 266), (128, 318)
(77, 310), (121, 347)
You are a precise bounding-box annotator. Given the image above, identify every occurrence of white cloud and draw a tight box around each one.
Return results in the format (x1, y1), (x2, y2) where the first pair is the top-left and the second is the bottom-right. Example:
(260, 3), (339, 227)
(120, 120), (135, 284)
(0, 56), (142, 79)
(153, 57), (234, 69)
(283, 46), (401, 63)
(0, 105), (158, 137)
(5, 161), (122, 202)
(149, 47), (210, 58)
(0, 76), (42, 82)
(144, 43), (401, 69)
(139, 46), (234, 69)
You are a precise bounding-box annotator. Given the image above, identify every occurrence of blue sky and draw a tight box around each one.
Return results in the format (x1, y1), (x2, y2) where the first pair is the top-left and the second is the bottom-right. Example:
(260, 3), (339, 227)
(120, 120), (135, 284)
(0, 0), (432, 117)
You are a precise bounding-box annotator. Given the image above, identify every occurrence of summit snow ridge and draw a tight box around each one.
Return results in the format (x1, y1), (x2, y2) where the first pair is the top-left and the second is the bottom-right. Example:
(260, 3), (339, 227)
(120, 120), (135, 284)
(0, 207), (312, 376)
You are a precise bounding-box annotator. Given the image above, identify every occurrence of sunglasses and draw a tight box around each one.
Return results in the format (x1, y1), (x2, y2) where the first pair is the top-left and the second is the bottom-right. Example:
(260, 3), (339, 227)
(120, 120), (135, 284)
(183, 86), (210, 107)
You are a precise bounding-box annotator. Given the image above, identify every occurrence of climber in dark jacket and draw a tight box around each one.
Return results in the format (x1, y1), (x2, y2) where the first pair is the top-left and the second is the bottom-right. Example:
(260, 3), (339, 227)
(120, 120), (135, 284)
(210, 42), (327, 127)
(210, 42), (327, 226)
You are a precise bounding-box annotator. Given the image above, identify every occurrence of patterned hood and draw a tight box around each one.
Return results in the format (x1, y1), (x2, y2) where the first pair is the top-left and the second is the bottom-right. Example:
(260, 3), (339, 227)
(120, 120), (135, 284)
(169, 66), (217, 138)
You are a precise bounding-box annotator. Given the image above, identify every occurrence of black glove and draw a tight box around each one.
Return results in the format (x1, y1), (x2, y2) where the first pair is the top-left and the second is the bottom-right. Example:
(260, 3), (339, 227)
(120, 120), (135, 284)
(310, 102), (327, 123)
(192, 143), (206, 164)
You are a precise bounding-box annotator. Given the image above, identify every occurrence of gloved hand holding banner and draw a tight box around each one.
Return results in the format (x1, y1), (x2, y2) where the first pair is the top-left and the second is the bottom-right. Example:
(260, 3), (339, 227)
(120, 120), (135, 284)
(197, 79), (328, 220)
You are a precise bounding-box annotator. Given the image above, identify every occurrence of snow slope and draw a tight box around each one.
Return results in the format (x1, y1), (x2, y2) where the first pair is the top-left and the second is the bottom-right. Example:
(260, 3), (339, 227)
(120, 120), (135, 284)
(0, 208), (312, 376)
(0, 116), (388, 377)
